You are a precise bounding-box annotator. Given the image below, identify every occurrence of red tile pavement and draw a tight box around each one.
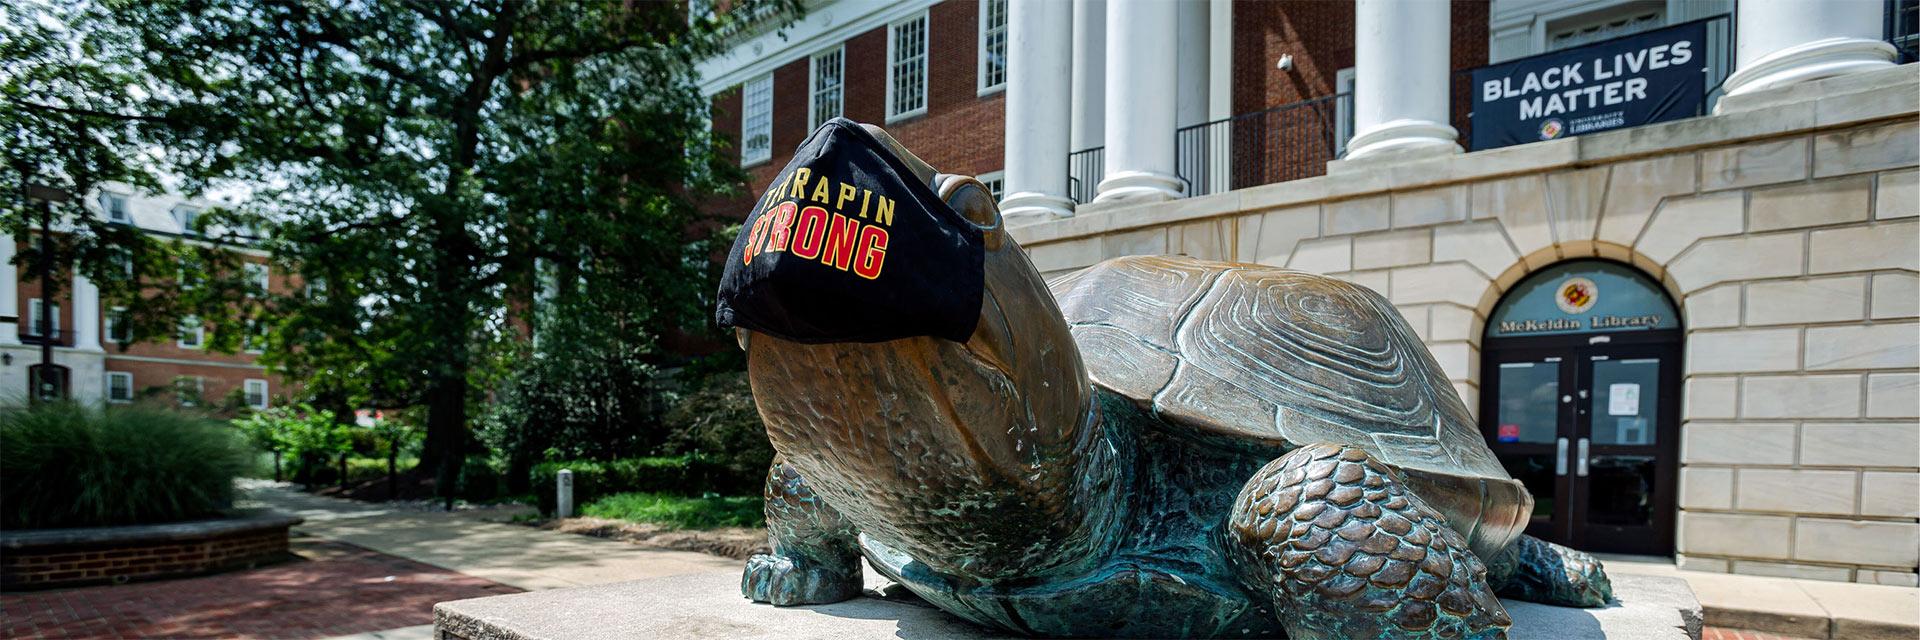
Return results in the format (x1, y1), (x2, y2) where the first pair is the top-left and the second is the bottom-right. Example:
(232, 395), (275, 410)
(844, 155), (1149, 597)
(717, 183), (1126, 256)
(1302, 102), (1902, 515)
(0, 538), (519, 639)
(1701, 627), (1822, 640)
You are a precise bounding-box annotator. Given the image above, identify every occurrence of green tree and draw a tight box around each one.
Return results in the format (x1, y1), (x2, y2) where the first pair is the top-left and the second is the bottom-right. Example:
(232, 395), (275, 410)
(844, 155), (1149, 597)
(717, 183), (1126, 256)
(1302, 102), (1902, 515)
(1, 1), (256, 353)
(65, 0), (800, 500)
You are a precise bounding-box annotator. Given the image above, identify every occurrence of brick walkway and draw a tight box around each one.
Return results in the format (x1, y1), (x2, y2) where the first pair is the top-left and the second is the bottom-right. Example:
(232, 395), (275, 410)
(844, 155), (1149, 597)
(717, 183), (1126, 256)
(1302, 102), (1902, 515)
(0, 538), (518, 639)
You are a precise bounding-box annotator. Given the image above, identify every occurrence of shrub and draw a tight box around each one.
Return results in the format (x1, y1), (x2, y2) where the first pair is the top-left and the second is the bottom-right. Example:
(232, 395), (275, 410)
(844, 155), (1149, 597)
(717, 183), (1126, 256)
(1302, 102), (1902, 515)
(530, 455), (734, 516)
(0, 403), (250, 529)
(662, 371), (773, 495)
(481, 342), (670, 492)
(579, 491), (765, 530)
(232, 405), (352, 485)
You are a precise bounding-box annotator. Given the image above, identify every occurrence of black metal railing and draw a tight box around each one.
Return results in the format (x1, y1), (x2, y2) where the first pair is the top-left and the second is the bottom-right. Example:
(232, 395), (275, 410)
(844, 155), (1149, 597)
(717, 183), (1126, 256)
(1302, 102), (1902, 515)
(1891, 0), (1920, 63)
(1067, 147), (1104, 205)
(1174, 93), (1352, 198)
(18, 328), (69, 346)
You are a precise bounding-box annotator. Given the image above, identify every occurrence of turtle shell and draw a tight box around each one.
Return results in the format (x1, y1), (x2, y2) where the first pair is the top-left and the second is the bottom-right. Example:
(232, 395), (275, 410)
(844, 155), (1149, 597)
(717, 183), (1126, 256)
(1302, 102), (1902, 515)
(1049, 255), (1529, 556)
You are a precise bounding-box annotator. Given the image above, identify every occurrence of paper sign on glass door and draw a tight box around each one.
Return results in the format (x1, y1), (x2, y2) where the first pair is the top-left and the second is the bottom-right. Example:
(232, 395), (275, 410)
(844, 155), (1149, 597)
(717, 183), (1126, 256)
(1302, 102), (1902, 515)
(1608, 383), (1640, 415)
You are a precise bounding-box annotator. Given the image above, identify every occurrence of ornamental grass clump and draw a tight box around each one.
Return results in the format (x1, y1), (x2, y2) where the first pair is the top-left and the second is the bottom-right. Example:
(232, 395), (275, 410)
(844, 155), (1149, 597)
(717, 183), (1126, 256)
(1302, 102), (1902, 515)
(0, 403), (250, 529)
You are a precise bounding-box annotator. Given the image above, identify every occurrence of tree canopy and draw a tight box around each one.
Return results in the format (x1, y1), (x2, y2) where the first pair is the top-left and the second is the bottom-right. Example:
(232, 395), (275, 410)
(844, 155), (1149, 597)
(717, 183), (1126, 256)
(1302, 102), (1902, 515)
(3, 0), (800, 495)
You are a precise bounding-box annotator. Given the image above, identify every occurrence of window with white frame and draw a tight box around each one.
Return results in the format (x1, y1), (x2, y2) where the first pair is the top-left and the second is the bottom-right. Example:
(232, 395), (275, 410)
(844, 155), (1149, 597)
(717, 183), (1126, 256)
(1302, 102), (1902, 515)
(174, 376), (204, 407)
(1335, 68), (1356, 157)
(26, 298), (58, 337)
(106, 306), (130, 344)
(244, 319), (268, 354)
(888, 12), (929, 121)
(177, 315), (204, 349)
(245, 263), (270, 295)
(106, 372), (134, 403)
(741, 74), (774, 165)
(172, 205), (200, 235)
(244, 379), (269, 410)
(979, 0), (1009, 94)
(102, 193), (130, 223)
(810, 46), (845, 131)
(977, 171), (1006, 201)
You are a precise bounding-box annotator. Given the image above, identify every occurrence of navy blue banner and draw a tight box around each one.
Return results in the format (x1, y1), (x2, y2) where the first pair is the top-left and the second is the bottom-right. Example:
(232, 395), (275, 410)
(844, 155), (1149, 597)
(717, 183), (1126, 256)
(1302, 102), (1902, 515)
(1470, 21), (1708, 151)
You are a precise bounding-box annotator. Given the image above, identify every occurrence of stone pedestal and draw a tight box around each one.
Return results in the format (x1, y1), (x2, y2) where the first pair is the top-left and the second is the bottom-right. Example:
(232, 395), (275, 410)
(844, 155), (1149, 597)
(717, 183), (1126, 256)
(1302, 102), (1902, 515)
(434, 569), (1702, 640)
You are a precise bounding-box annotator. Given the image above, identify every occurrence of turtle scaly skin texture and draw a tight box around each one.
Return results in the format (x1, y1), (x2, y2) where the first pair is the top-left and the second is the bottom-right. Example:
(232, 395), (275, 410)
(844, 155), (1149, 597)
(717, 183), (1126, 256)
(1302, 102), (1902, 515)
(742, 456), (861, 605)
(1227, 443), (1509, 639)
(733, 123), (1613, 638)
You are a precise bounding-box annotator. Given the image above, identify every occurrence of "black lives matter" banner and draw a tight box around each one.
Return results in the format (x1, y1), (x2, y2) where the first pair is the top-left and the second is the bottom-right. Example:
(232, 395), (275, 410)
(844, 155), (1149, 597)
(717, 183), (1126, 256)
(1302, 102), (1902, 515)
(1470, 20), (1708, 151)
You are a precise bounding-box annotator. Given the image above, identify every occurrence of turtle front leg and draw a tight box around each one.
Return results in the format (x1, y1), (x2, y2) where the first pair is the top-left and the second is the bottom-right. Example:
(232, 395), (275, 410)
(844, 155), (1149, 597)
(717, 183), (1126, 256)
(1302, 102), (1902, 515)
(743, 456), (863, 605)
(1225, 443), (1511, 640)
(1485, 534), (1613, 608)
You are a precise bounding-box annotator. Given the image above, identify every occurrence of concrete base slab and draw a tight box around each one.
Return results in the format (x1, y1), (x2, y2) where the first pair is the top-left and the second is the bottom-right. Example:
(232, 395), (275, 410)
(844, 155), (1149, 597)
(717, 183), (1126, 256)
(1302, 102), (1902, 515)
(434, 570), (1701, 639)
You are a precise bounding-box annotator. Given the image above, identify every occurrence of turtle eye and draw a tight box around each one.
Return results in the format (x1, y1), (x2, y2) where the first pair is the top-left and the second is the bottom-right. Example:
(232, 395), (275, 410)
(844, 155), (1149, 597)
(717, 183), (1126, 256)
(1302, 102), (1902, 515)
(937, 174), (1004, 250)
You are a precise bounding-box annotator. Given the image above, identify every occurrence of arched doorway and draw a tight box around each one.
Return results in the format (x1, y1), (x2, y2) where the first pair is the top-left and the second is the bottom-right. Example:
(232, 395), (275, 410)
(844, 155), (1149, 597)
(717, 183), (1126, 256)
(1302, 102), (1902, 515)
(1479, 259), (1682, 555)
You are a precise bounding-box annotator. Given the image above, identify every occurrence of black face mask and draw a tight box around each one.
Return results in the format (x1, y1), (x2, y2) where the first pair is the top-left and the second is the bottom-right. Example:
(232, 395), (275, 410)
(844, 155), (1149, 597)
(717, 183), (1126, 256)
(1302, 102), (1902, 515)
(715, 118), (985, 344)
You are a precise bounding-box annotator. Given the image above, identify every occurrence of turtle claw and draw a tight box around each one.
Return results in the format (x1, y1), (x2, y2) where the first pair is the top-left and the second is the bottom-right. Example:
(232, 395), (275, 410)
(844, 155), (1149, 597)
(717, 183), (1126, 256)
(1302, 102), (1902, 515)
(742, 553), (862, 606)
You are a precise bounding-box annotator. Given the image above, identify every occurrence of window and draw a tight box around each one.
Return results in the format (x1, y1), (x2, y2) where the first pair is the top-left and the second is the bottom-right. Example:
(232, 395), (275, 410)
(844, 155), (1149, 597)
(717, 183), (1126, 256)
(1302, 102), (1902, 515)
(174, 376), (204, 407)
(1548, 9), (1665, 51)
(26, 298), (58, 338)
(977, 171), (1006, 201)
(245, 263), (270, 295)
(177, 315), (204, 349)
(106, 372), (133, 403)
(102, 193), (130, 223)
(305, 277), (327, 300)
(106, 306), (130, 344)
(244, 379), (269, 410)
(978, 0), (1009, 94)
(741, 74), (774, 166)
(178, 265), (200, 290)
(243, 320), (268, 354)
(108, 247), (134, 281)
(1335, 68), (1356, 157)
(809, 46), (845, 131)
(172, 205), (200, 235)
(887, 12), (929, 121)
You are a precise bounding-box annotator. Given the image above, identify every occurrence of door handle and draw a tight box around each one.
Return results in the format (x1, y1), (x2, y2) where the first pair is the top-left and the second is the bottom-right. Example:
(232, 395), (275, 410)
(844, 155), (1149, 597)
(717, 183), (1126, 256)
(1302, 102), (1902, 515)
(1556, 437), (1569, 476)
(1577, 438), (1590, 477)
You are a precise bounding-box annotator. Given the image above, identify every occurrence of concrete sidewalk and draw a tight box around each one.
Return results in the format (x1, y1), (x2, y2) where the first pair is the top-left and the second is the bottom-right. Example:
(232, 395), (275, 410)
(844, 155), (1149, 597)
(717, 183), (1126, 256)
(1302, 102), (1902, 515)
(1600, 554), (1919, 640)
(238, 480), (738, 592)
(238, 480), (740, 640)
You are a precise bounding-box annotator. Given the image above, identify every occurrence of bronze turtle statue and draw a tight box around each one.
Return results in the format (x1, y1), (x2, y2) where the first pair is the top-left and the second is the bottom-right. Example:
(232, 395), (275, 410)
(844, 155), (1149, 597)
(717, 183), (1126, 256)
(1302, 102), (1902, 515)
(720, 121), (1611, 639)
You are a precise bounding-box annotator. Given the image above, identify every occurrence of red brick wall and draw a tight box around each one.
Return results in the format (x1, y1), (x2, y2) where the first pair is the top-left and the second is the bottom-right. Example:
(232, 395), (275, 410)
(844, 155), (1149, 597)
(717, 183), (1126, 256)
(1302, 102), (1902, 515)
(1, 526), (292, 591)
(711, 0), (1007, 221)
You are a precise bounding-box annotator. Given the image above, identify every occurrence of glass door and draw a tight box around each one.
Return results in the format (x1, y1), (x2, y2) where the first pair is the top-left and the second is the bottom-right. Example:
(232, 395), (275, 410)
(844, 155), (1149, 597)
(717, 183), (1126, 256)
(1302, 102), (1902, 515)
(1483, 342), (1680, 554)
(1572, 345), (1679, 555)
(1485, 349), (1575, 543)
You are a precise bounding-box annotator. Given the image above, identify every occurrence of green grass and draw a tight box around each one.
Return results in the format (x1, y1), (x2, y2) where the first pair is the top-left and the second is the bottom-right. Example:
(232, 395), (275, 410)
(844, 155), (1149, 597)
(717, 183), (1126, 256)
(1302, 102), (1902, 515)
(578, 492), (765, 530)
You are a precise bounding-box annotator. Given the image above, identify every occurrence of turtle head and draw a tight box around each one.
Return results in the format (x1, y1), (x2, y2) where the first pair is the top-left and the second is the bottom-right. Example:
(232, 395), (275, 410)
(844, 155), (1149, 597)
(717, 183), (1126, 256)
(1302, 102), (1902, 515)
(728, 125), (1111, 576)
(735, 124), (1092, 457)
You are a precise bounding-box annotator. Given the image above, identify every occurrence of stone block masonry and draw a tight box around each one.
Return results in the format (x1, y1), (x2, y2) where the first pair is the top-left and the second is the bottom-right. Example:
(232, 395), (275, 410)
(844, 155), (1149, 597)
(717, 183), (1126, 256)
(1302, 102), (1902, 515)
(1010, 65), (1920, 585)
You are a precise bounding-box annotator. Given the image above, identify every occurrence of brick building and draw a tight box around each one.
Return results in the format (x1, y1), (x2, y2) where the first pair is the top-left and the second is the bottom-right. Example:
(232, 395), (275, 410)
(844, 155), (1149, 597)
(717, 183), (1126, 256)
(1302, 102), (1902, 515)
(2, 186), (292, 411)
(700, 0), (1920, 587)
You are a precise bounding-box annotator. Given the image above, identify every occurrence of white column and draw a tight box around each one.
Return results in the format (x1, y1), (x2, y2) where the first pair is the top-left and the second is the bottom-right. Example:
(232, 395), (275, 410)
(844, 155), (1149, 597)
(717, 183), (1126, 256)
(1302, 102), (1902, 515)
(0, 236), (16, 344)
(1096, 0), (1183, 204)
(72, 269), (101, 352)
(1002, 0), (1077, 222)
(1721, 0), (1895, 99)
(1207, 0), (1233, 121)
(1346, 0), (1460, 161)
(1176, 0), (1210, 129)
(1069, 0), (1106, 152)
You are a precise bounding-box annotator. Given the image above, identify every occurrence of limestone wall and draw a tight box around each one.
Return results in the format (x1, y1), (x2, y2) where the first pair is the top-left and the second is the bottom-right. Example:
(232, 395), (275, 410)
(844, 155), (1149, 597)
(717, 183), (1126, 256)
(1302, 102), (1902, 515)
(1009, 65), (1919, 585)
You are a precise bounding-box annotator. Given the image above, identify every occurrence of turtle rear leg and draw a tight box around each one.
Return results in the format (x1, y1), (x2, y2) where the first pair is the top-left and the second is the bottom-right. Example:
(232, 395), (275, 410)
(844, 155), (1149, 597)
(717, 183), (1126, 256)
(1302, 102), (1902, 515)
(1225, 443), (1511, 640)
(1485, 534), (1612, 607)
(743, 456), (862, 605)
